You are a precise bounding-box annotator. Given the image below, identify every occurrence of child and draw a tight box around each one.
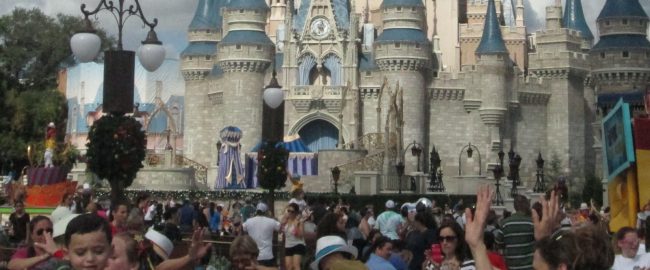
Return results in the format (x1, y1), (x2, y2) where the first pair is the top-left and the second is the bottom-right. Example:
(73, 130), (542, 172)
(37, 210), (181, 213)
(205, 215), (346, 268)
(64, 214), (112, 270)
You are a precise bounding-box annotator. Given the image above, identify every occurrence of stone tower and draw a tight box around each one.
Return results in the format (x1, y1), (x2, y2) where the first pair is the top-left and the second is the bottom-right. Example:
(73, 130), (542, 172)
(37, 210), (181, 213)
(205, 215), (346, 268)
(217, 0), (274, 153)
(529, 0), (592, 182)
(474, 0), (511, 153)
(181, 0), (224, 166)
(375, 0), (432, 172)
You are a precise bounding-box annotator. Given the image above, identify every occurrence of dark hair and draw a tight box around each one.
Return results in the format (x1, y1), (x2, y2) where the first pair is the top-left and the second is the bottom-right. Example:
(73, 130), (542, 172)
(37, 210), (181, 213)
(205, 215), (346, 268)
(163, 206), (178, 221)
(360, 206), (373, 217)
(114, 232), (139, 265)
(513, 195), (531, 215)
(136, 193), (150, 205)
(316, 212), (346, 239)
(615, 226), (637, 241)
(208, 202), (215, 217)
(415, 211), (437, 230)
(536, 226), (613, 270)
(438, 221), (471, 262)
(371, 236), (392, 253)
(287, 203), (299, 213)
(29, 216), (51, 234)
(64, 214), (112, 247)
(109, 200), (130, 222)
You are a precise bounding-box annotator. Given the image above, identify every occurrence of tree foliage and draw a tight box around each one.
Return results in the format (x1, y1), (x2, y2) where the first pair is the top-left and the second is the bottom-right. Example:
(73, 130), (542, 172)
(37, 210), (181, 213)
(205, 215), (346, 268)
(257, 141), (289, 213)
(0, 8), (113, 174)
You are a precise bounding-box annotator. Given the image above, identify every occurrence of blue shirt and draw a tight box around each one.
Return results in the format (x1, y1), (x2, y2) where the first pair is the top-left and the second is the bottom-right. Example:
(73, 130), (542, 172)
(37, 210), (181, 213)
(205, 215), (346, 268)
(366, 253), (397, 270)
(210, 211), (221, 232)
(179, 204), (196, 227)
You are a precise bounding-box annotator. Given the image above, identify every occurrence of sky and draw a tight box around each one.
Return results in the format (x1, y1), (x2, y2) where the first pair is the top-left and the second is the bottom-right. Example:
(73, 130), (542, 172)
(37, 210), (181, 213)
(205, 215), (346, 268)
(1, 0), (650, 57)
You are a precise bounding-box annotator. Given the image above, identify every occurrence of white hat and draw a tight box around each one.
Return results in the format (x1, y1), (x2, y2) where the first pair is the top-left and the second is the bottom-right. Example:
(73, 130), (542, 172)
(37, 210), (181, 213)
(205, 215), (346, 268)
(256, 202), (268, 212)
(385, 200), (395, 209)
(402, 203), (416, 213)
(145, 229), (174, 258)
(48, 122), (55, 127)
(580, 203), (589, 210)
(53, 213), (80, 238)
(310, 235), (358, 270)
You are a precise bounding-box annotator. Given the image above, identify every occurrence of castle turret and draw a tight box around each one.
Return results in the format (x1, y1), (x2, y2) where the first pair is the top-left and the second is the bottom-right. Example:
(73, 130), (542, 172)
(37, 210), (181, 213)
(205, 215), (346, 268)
(590, 0), (650, 95)
(181, 0), (225, 166)
(562, 0), (593, 50)
(475, 0), (510, 151)
(375, 0), (431, 173)
(217, 0), (274, 152)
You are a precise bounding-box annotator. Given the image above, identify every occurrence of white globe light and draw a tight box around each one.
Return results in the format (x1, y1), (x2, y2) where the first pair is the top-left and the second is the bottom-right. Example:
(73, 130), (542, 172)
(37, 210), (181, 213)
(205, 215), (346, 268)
(70, 32), (101, 63)
(138, 43), (166, 72)
(263, 87), (284, 109)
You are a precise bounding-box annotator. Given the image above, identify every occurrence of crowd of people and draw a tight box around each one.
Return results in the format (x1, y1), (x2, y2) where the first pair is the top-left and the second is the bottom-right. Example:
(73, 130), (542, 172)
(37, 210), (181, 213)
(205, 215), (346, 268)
(0, 185), (649, 270)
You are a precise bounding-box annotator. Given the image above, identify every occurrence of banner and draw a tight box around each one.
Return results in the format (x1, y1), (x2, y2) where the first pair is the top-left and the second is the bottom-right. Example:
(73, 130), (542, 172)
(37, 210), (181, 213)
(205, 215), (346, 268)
(602, 99), (635, 181)
(634, 117), (650, 209)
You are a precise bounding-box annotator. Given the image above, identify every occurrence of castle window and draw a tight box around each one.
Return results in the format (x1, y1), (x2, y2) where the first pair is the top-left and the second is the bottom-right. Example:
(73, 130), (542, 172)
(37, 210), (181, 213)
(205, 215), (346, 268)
(395, 43), (401, 48)
(254, 10), (259, 14)
(600, 52), (605, 59)
(205, 55), (211, 60)
(188, 56), (193, 60)
(365, 71), (372, 76)
(236, 44), (242, 50)
(397, 7), (402, 12)
(239, 9), (244, 13)
(622, 19), (628, 25)
(412, 7), (416, 12)
(623, 51), (630, 58)
(415, 43), (421, 49)
(605, 20), (610, 26)
(206, 30), (211, 34)
(256, 45), (262, 51)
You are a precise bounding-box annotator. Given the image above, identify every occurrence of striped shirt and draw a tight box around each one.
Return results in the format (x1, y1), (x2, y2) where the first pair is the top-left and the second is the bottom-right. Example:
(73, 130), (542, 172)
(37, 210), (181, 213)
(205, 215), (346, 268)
(500, 213), (535, 270)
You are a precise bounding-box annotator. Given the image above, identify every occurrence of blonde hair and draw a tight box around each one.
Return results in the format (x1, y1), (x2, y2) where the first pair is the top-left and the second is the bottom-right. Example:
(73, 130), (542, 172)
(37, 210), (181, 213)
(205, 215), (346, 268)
(229, 235), (259, 258)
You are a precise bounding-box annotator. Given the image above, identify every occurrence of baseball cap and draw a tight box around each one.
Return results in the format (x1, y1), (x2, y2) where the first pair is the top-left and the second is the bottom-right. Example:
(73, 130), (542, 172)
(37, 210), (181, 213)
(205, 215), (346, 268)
(256, 202), (268, 212)
(385, 200), (395, 209)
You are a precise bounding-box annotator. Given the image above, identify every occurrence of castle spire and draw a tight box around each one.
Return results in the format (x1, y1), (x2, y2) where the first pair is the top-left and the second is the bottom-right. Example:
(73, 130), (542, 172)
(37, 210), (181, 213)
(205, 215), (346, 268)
(475, 0), (508, 55)
(597, 0), (648, 21)
(563, 0), (593, 40)
(188, 0), (223, 31)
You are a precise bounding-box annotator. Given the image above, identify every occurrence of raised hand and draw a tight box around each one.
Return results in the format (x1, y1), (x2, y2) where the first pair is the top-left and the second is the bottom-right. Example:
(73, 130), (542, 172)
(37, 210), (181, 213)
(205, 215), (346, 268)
(532, 190), (560, 240)
(464, 185), (493, 249)
(33, 231), (58, 255)
(188, 227), (212, 261)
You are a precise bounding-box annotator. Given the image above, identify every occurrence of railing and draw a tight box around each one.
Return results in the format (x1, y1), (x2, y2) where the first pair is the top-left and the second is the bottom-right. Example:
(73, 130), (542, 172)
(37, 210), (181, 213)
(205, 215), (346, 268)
(175, 155), (208, 187)
(355, 133), (385, 153)
(382, 174), (410, 192)
(335, 151), (385, 190)
(288, 85), (344, 99)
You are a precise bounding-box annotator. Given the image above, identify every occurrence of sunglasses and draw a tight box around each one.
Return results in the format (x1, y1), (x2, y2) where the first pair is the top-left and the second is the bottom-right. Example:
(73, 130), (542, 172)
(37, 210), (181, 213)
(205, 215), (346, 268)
(36, 228), (53, 236)
(439, 236), (457, 243)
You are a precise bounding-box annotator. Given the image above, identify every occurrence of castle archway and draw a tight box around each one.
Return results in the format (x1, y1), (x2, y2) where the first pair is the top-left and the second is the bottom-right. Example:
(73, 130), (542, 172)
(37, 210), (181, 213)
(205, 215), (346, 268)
(288, 112), (350, 152)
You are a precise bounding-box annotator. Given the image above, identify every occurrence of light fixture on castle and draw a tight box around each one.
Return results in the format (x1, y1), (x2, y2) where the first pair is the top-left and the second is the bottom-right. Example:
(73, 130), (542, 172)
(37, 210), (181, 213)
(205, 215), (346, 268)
(264, 70), (284, 109)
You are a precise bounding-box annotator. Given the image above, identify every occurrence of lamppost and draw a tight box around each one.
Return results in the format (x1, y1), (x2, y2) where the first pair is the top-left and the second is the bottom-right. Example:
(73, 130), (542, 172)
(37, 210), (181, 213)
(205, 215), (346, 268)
(70, 0), (166, 115)
(492, 150), (505, 206)
(395, 140), (422, 194)
(458, 142), (482, 175)
(331, 166), (341, 194)
(533, 152), (546, 193)
(509, 151), (522, 198)
(428, 145), (445, 192)
(262, 70), (284, 142)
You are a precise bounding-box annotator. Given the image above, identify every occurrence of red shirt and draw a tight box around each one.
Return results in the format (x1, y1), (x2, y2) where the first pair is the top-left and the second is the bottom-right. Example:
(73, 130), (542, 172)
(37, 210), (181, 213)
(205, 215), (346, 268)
(488, 251), (508, 270)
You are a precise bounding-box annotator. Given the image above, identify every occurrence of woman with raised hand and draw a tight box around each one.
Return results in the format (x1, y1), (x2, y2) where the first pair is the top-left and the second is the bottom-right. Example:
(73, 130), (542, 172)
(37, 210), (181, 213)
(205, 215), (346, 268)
(8, 216), (64, 270)
(281, 203), (306, 270)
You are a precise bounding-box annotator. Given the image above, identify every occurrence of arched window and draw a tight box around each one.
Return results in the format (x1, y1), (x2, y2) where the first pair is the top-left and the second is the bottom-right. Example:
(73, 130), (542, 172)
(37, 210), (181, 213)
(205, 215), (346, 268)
(297, 54), (317, 85)
(322, 53), (342, 85)
(309, 65), (331, 86)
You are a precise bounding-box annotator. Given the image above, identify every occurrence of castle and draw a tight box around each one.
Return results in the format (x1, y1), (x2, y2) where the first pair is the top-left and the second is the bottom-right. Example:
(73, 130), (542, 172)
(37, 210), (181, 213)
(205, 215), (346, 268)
(63, 0), (649, 195)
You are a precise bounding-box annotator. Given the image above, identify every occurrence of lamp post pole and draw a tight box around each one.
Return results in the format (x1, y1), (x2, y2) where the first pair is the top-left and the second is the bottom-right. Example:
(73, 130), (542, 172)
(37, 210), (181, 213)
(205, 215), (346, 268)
(533, 152), (546, 193)
(492, 150), (505, 206)
(331, 166), (341, 194)
(395, 141), (423, 194)
(428, 145), (445, 192)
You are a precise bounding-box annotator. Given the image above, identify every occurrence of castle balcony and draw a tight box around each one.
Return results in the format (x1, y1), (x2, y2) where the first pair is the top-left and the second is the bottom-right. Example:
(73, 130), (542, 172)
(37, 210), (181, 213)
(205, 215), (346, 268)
(286, 85), (344, 113)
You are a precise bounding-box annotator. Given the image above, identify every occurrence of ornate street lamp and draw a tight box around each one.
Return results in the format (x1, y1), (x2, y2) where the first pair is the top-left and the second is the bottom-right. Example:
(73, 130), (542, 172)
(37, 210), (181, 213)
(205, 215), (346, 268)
(492, 150), (505, 206)
(403, 141), (423, 172)
(510, 153), (522, 198)
(533, 152), (546, 193)
(395, 161), (405, 194)
(70, 0), (166, 115)
(428, 145), (445, 192)
(331, 166), (341, 194)
(262, 68), (284, 142)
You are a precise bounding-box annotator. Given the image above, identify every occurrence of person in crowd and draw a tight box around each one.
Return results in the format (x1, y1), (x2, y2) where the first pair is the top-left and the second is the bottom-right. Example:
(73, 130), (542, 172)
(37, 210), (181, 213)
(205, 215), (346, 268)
(8, 216), (64, 270)
(109, 201), (129, 236)
(612, 226), (650, 269)
(8, 200), (29, 244)
(205, 201), (216, 226)
(51, 193), (74, 224)
(240, 197), (256, 223)
(62, 214), (112, 270)
(484, 231), (507, 270)
(105, 232), (139, 270)
(398, 203), (416, 240)
(405, 211), (437, 270)
(125, 205), (146, 235)
(209, 203), (222, 233)
(281, 203), (306, 270)
(638, 227), (647, 256)
(161, 206), (181, 243)
(302, 207), (318, 269)
(375, 200), (403, 240)
(500, 194), (534, 270)
(230, 235), (278, 270)
(134, 193), (151, 216)
(143, 200), (157, 227)
(179, 199), (196, 232)
(316, 212), (347, 240)
(358, 206), (374, 240)
(243, 202), (281, 267)
(310, 235), (366, 270)
(452, 200), (466, 229)
(484, 210), (503, 251)
(388, 240), (411, 270)
(361, 229), (382, 261)
(435, 221), (475, 270)
(638, 201), (650, 230)
(289, 188), (308, 211)
(365, 236), (396, 270)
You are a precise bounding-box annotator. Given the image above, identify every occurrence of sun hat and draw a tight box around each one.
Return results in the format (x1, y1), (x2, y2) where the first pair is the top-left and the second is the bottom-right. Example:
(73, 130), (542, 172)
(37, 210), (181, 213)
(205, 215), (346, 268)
(580, 203), (589, 210)
(385, 200), (395, 209)
(256, 202), (268, 212)
(145, 228), (174, 259)
(53, 213), (80, 238)
(310, 235), (358, 270)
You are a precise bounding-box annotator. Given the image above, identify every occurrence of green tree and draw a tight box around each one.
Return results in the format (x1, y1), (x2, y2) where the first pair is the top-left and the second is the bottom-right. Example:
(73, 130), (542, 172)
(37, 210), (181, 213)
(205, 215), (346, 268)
(0, 8), (113, 174)
(257, 141), (289, 216)
(582, 174), (604, 208)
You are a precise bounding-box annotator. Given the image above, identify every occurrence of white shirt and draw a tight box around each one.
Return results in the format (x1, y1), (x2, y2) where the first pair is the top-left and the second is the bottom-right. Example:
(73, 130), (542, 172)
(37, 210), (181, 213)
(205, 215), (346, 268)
(612, 253), (650, 270)
(144, 204), (156, 221)
(288, 198), (307, 211)
(367, 216), (376, 227)
(50, 205), (73, 224)
(243, 215), (281, 260)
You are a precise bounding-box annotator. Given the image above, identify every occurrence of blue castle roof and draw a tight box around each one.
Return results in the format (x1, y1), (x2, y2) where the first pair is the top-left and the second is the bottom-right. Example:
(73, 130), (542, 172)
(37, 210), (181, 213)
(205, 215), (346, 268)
(375, 28), (428, 44)
(188, 0), (225, 31)
(181, 41), (217, 57)
(592, 34), (650, 51)
(563, 0), (594, 40)
(220, 30), (273, 46)
(226, 0), (270, 11)
(475, 0), (508, 55)
(381, 0), (425, 8)
(598, 0), (648, 20)
(292, 0), (350, 32)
